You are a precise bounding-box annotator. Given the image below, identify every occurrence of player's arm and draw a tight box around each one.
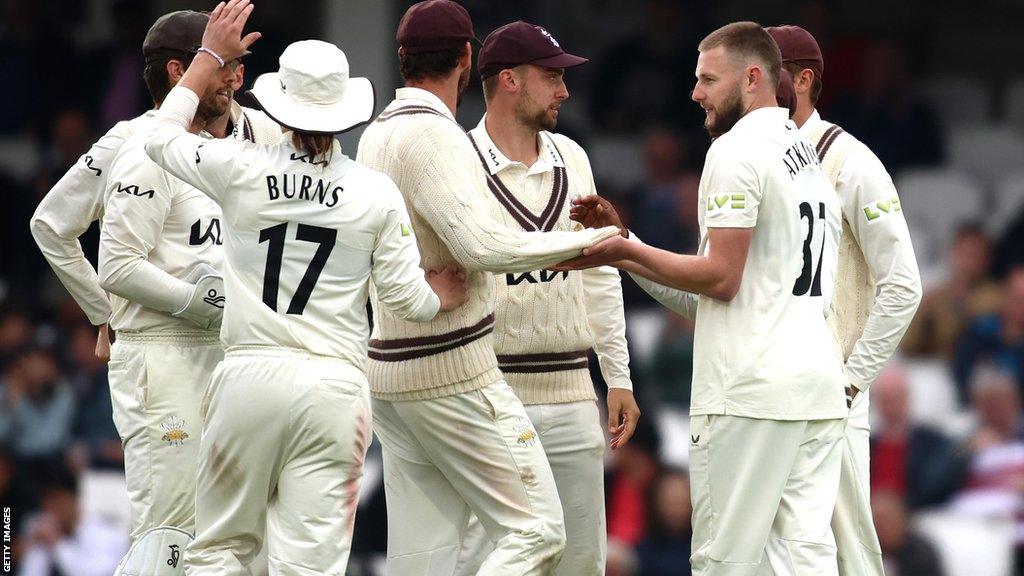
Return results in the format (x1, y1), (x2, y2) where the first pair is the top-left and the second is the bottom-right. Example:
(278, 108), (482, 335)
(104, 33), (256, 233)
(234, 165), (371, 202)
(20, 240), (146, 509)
(407, 127), (619, 273)
(837, 145), (923, 393)
(143, 86), (239, 205)
(568, 195), (700, 318)
(563, 150), (758, 301)
(565, 141), (639, 447)
(97, 152), (193, 313)
(29, 127), (125, 326)
(371, 181), (452, 322)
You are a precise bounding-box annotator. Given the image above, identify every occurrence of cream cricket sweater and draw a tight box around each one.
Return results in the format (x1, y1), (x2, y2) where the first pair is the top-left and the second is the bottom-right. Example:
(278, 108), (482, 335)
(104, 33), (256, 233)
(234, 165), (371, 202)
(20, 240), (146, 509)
(803, 111), (921, 393)
(468, 117), (632, 405)
(356, 88), (619, 401)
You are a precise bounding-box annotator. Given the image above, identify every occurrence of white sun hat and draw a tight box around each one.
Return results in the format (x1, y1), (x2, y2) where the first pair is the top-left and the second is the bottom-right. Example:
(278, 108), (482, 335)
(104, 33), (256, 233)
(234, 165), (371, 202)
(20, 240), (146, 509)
(249, 40), (375, 134)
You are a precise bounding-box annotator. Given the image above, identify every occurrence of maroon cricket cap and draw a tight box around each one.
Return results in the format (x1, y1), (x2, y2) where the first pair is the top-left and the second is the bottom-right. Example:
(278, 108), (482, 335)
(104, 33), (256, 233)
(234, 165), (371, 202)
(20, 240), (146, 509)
(765, 25), (823, 80)
(143, 10), (249, 65)
(397, 0), (477, 55)
(478, 21), (588, 80)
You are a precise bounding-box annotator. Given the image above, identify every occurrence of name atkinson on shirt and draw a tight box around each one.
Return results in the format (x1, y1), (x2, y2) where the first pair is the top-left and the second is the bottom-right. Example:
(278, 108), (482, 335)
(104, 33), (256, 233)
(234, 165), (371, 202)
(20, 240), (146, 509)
(266, 173), (342, 207)
(782, 140), (820, 180)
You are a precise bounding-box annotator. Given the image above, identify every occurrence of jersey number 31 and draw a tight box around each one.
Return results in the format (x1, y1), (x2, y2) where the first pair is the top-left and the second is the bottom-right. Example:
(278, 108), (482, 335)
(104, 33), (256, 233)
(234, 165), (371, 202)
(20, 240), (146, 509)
(793, 201), (826, 297)
(259, 223), (336, 315)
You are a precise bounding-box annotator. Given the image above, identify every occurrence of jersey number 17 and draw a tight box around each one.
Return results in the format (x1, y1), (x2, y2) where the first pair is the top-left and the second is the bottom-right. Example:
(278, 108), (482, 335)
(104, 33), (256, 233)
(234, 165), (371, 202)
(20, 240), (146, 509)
(259, 223), (336, 315)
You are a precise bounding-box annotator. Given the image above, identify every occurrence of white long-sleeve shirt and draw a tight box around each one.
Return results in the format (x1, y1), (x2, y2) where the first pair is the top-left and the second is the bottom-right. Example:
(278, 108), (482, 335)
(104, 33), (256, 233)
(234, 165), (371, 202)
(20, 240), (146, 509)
(143, 87), (440, 368)
(468, 117), (632, 405)
(30, 111), (156, 325)
(802, 110), (922, 393)
(98, 118), (224, 334)
(356, 87), (619, 401)
(30, 104), (281, 326)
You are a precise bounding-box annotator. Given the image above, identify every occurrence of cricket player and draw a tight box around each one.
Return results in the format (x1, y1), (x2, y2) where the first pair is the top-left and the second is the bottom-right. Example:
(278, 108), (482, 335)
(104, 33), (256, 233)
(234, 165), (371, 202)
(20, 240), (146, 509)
(141, 2), (469, 573)
(768, 25), (922, 575)
(356, 2), (620, 574)
(29, 11), (280, 364)
(88, 10), (281, 576)
(561, 22), (848, 575)
(454, 21), (637, 576)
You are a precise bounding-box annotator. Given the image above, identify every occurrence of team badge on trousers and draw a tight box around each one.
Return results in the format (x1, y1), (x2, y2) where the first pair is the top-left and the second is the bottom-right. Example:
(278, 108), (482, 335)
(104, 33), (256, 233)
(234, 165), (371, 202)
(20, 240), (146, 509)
(160, 416), (190, 446)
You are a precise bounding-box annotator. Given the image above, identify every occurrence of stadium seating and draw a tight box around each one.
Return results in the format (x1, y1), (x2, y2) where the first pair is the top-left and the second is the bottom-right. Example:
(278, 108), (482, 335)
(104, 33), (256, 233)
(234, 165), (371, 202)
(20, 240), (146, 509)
(917, 77), (992, 129)
(1005, 77), (1024, 132)
(993, 171), (1024, 235)
(896, 168), (985, 269)
(947, 125), (1024, 183)
(915, 510), (1015, 576)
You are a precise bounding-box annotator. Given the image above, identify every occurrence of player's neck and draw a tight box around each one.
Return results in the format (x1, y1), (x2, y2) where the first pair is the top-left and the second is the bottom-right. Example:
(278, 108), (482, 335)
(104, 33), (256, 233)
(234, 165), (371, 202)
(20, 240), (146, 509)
(201, 112), (231, 139)
(792, 102), (814, 128)
(484, 110), (540, 167)
(405, 78), (459, 116)
(742, 91), (779, 117)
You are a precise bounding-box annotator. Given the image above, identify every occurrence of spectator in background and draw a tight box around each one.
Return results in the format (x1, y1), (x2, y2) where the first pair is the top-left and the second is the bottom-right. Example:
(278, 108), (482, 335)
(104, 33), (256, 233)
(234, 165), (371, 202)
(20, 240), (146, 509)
(18, 467), (126, 576)
(620, 127), (700, 254)
(588, 0), (708, 139)
(606, 417), (661, 546)
(903, 222), (1002, 360)
(870, 364), (966, 509)
(873, 490), (946, 576)
(948, 365), (1024, 562)
(0, 310), (34, 368)
(635, 467), (692, 575)
(64, 323), (120, 472)
(0, 347), (75, 466)
(96, 0), (151, 129)
(828, 39), (944, 172)
(647, 311), (694, 407)
(954, 266), (1024, 403)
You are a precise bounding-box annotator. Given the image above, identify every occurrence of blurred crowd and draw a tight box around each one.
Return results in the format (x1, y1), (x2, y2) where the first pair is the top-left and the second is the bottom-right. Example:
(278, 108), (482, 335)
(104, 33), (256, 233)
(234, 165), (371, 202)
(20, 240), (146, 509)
(3, 0), (1024, 575)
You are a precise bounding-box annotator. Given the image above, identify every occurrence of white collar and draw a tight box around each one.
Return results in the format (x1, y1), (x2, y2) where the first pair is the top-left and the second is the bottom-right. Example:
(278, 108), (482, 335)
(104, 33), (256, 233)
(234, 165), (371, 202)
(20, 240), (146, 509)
(469, 114), (564, 176)
(393, 87), (456, 120)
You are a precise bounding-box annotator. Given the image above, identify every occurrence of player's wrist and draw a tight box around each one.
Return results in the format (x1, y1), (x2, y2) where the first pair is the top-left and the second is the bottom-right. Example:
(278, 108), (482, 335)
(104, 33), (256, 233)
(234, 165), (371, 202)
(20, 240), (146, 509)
(196, 47), (226, 68)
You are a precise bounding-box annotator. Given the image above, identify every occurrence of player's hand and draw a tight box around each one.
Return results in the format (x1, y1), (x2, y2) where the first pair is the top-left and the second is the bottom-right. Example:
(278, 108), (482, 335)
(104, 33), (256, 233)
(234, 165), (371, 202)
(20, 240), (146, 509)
(204, 0), (262, 62)
(95, 323), (111, 363)
(427, 264), (469, 312)
(570, 195), (627, 237)
(607, 388), (640, 450)
(553, 234), (632, 271)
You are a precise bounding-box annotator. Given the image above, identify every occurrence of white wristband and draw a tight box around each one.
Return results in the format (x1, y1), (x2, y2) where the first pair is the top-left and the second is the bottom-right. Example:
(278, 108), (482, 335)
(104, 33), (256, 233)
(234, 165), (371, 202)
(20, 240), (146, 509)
(197, 47), (225, 68)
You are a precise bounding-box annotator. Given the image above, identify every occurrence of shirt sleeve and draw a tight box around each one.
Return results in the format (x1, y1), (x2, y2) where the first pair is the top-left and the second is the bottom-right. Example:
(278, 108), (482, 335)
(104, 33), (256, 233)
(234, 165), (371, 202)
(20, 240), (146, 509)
(406, 123), (619, 273)
(371, 180), (442, 322)
(563, 138), (633, 390)
(97, 147), (192, 313)
(144, 86), (240, 204)
(624, 232), (700, 319)
(29, 127), (127, 325)
(836, 143), (923, 392)
(702, 142), (761, 229)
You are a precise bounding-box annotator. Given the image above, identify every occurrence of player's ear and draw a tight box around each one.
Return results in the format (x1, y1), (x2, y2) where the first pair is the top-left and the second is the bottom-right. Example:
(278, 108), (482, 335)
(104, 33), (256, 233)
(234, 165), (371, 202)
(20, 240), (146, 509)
(167, 59), (186, 84)
(459, 41), (472, 70)
(499, 69), (517, 93)
(233, 63), (245, 91)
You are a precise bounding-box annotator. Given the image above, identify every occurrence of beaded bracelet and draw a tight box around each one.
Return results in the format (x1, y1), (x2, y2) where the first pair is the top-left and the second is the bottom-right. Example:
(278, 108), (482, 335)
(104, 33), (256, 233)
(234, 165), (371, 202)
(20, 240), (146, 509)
(196, 47), (225, 68)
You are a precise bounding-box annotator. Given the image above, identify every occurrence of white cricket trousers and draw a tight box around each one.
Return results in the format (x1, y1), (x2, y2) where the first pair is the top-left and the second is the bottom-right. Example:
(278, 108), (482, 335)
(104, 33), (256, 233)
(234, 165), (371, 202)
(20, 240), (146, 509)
(689, 414), (845, 576)
(833, 393), (884, 576)
(454, 400), (606, 576)
(372, 379), (566, 576)
(185, 348), (372, 576)
(108, 332), (223, 541)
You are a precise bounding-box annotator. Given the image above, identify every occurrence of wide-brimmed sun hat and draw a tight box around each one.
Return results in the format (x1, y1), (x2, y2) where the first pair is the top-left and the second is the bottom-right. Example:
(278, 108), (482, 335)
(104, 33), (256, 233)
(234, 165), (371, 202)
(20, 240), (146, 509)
(249, 40), (375, 134)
